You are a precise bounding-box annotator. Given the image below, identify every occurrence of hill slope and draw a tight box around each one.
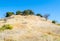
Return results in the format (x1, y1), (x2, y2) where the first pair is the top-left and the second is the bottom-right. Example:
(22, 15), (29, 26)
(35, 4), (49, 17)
(0, 15), (60, 41)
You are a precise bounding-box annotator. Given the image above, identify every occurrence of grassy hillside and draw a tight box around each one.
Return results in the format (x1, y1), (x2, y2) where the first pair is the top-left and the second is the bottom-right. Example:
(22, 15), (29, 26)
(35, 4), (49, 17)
(0, 15), (60, 41)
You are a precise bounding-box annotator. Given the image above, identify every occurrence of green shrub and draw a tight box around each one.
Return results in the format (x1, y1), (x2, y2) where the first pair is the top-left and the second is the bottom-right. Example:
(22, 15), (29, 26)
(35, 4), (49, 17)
(5, 12), (14, 17)
(3, 24), (13, 29)
(36, 14), (43, 17)
(22, 10), (34, 15)
(16, 11), (22, 15)
(0, 24), (13, 31)
(52, 20), (56, 24)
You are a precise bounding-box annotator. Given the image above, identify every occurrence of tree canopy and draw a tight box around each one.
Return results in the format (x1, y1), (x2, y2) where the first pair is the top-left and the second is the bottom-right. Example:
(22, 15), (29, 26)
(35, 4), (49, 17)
(16, 11), (22, 15)
(5, 12), (14, 17)
(5, 10), (59, 24)
(52, 20), (56, 24)
(36, 14), (43, 17)
(23, 10), (34, 15)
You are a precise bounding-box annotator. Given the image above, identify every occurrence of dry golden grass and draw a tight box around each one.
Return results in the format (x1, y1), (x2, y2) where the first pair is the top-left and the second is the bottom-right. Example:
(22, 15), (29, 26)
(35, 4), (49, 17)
(0, 15), (60, 41)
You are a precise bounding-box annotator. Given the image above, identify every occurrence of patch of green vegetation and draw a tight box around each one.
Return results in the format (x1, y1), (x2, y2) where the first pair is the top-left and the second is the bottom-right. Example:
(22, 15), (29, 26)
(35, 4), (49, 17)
(0, 24), (13, 31)
(36, 14), (43, 17)
(57, 24), (60, 26)
(52, 20), (56, 24)
(6, 12), (14, 17)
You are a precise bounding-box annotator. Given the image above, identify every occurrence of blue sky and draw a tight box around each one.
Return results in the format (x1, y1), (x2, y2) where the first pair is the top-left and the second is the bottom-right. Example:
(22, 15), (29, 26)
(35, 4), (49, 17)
(0, 0), (60, 22)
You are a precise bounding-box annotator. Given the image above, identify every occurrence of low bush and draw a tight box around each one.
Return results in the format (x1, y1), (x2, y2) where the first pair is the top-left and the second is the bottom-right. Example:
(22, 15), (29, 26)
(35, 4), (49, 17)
(0, 24), (13, 31)
(52, 20), (56, 24)
(5, 12), (14, 17)
(36, 14), (43, 17)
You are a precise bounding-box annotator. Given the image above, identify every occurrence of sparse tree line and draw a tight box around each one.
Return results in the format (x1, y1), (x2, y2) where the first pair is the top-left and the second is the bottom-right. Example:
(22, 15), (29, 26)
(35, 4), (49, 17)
(5, 10), (49, 20)
(5, 9), (57, 24)
(5, 10), (34, 17)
